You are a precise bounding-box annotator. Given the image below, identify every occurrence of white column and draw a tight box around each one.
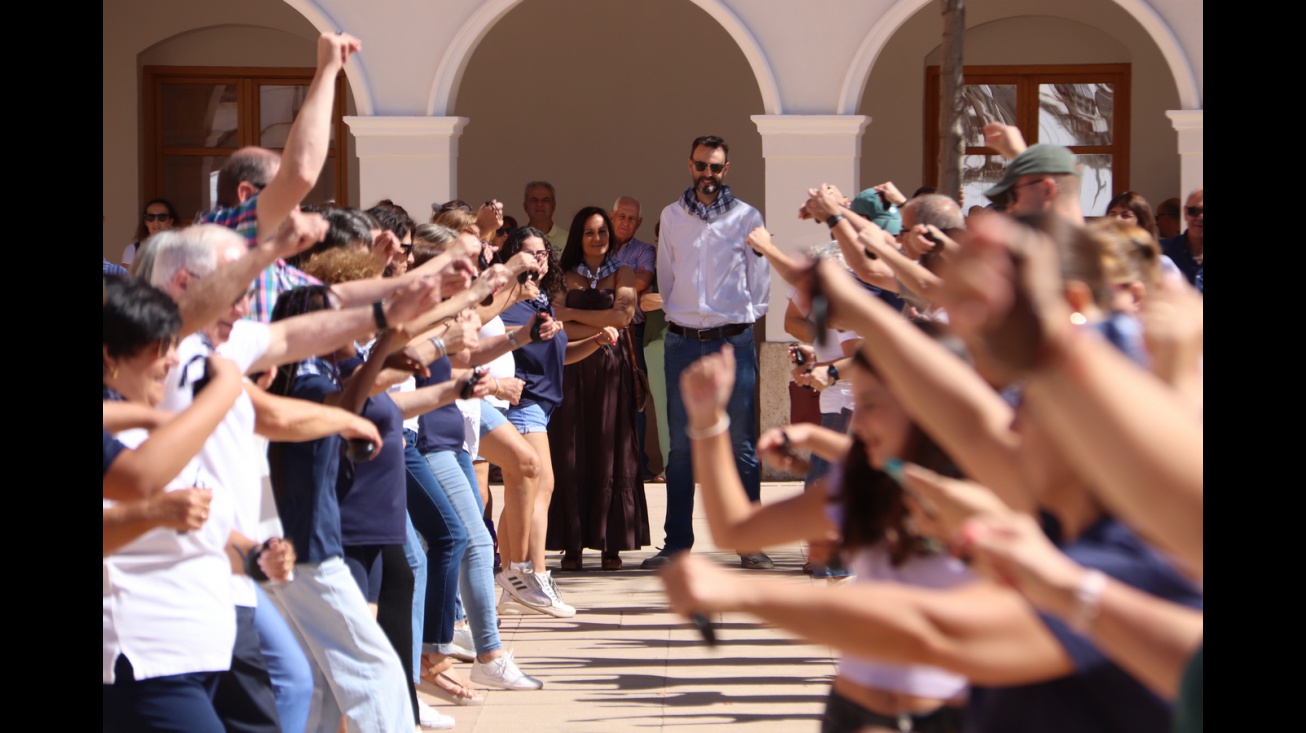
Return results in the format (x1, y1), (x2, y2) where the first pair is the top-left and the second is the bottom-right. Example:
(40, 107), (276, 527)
(1165, 110), (1203, 198)
(750, 115), (872, 342)
(343, 116), (470, 215)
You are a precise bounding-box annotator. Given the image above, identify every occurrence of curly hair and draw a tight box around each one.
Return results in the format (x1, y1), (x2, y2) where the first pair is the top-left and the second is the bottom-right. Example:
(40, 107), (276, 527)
(499, 226), (564, 298)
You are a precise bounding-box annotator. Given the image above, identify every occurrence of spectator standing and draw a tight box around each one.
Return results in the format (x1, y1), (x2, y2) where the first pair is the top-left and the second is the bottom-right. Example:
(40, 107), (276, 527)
(643, 135), (772, 571)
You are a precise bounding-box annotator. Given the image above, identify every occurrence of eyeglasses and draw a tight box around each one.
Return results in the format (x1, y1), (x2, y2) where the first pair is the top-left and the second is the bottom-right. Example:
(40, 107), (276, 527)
(399, 243), (413, 254)
(1007, 177), (1048, 202)
(523, 249), (549, 260)
(691, 161), (726, 174)
(143, 213), (173, 222)
(1185, 206), (1203, 217)
(496, 226), (517, 237)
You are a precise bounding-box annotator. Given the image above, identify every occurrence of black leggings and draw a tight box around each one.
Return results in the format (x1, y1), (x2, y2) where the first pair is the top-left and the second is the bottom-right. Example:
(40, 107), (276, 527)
(821, 688), (965, 733)
(343, 543), (419, 725)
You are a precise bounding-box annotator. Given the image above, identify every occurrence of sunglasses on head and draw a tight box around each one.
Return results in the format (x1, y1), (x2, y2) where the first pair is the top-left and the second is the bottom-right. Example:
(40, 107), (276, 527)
(1185, 206), (1203, 217)
(692, 161), (725, 174)
(143, 213), (173, 222)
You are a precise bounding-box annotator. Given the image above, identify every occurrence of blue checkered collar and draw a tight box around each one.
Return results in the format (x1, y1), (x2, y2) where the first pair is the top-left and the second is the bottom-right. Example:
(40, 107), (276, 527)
(680, 184), (737, 222)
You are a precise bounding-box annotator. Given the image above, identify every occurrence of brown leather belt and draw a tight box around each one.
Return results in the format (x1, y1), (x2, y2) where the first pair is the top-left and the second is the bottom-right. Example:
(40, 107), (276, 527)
(667, 322), (749, 341)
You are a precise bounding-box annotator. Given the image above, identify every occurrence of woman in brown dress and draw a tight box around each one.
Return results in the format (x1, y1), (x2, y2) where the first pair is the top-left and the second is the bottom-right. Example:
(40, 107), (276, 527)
(547, 206), (650, 570)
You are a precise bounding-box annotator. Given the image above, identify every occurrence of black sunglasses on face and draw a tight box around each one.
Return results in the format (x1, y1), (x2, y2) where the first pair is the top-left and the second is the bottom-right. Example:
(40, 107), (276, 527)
(692, 161), (725, 174)
(143, 213), (173, 222)
(496, 227), (517, 237)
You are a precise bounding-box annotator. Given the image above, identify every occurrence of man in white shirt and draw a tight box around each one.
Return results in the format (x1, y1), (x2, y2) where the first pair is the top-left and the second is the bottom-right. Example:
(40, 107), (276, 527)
(643, 135), (773, 570)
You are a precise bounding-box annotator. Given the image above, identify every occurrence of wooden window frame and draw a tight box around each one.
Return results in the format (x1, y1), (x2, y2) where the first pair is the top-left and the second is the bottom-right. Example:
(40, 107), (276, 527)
(924, 63), (1131, 196)
(142, 65), (348, 218)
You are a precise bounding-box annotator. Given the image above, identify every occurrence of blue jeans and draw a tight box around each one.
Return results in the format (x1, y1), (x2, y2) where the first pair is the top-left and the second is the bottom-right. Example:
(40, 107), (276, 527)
(262, 557), (413, 733)
(404, 434), (467, 656)
(422, 449), (502, 656)
(663, 326), (760, 551)
(805, 408), (853, 489)
(402, 514), (427, 681)
(252, 584), (312, 733)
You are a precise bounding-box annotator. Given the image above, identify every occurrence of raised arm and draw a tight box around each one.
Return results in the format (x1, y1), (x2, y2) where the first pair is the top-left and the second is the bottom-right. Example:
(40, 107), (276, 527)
(858, 224), (943, 303)
(256, 32), (360, 240)
(246, 382), (381, 445)
(745, 227), (804, 286)
(803, 186), (899, 291)
(660, 553), (1073, 686)
(103, 356), (243, 501)
(939, 212), (1203, 574)
(680, 344), (833, 550)
(801, 258), (1031, 511)
(177, 211), (328, 337)
(965, 511), (1203, 698)
(252, 275), (441, 375)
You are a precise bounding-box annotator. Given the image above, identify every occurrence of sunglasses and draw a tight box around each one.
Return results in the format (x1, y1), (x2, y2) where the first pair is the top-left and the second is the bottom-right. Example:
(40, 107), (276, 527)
(143, 213), (173, 222)
(691, 161), (726, 174)
(1185, 206), (1203, 217)
(399, 243), (413, 254)
(496, 226), (518, 237)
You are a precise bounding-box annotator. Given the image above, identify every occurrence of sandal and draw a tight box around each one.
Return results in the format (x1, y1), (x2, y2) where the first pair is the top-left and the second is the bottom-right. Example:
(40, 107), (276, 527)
(560, 552), (582, 571)
(420, 663), (485, 707)
(601, 553), (622, 571)
(649, 471), (666, 483)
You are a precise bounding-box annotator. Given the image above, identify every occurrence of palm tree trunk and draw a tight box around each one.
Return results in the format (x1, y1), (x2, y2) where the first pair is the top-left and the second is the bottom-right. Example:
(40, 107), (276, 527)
(939, 0), (966, 202)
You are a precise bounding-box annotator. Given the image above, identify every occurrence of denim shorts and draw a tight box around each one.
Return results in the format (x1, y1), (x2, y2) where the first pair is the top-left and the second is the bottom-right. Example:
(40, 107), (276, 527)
(474, 403), (510, 462)
(505, 402), (552, 434)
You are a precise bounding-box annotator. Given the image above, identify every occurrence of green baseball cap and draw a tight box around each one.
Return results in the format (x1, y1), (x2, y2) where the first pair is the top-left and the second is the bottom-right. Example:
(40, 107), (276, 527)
(849, 189), (903, 235)
(984, 144), (1081, 206)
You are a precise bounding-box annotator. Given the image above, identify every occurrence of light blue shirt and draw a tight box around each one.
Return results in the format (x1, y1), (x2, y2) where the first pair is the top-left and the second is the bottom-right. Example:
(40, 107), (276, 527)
(657, 196), (770, 328)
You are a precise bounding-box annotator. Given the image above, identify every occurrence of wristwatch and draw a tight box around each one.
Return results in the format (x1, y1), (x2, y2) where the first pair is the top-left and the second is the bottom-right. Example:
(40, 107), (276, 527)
(826, 363), (839, 381)
(825, 214), (846, 229)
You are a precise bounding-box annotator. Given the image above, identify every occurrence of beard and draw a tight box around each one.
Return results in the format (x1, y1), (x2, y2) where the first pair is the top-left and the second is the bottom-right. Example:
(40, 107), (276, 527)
(696, 176), (720, 196)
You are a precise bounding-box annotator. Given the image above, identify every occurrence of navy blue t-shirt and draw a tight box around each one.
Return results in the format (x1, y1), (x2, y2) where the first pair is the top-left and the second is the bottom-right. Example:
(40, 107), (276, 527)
(103, 429), (126, 476)
(500, 298), (568, 412)
(415, 355), (465, 455)
(336, 356), (407, 546)
(267, 372), (345, 564)
(1160, 232), (1201, 288)
(965, 516), (1203, 733)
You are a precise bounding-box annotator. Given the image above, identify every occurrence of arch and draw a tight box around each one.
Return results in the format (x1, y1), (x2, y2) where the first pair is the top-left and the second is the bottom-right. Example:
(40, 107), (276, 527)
(282, 0), (373, 115)
(427, 0), (783, 116)
(837, 0), (1200, 114)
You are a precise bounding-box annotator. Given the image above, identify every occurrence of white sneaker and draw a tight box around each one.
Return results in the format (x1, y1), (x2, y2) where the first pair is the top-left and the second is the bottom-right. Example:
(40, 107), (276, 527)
(496, 587), (539, 616)
(533, 569), (576, 618)
(470, 649), (543, 691)
(417, 699), (455, 730)
(450, 624), (475, 662)
(496, 565), (551, 609)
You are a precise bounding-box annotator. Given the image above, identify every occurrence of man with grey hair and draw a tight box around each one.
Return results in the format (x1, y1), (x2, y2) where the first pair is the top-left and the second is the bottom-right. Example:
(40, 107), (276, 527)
(148, 215), (441, 733)
(609, 195), (658, 479)
(195, 31), (361, 323)
(522, 181), (566, 251)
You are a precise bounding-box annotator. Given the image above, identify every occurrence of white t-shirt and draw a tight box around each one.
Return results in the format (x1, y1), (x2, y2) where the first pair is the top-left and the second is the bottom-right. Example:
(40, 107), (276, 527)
(479, 316), (516, 411)
(121, 242), (138, 267)
(786, 286), (858, 414)
(159, 322), (273, 607)
(103, 430), (237, 683)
